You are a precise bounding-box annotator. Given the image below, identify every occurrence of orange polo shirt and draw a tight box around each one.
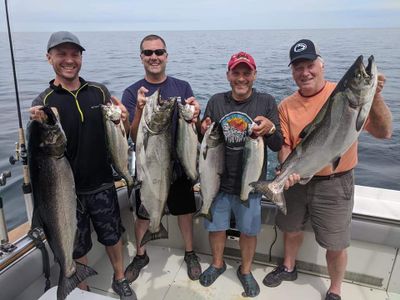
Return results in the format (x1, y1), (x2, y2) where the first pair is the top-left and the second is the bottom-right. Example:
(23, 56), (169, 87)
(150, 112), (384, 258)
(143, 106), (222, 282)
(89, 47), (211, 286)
(279, 81), (360, 176)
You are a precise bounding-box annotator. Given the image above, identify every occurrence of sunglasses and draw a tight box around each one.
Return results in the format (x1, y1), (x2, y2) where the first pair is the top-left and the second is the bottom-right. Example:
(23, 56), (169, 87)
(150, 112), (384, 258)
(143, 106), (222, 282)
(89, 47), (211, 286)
(141, 49), (167, 56)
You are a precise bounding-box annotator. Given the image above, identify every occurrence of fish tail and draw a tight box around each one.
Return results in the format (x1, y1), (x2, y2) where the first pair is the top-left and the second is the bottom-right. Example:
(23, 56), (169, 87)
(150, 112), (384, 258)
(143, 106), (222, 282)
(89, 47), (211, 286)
(249, 180), (273, 199)
(241, 199), (250, 208)
(272, 192), (287, 215)
(140, 224), (169, 247)
(195, 211), (213, 222)
(57, 262), (97, 300)
(250, 180), (287, 215)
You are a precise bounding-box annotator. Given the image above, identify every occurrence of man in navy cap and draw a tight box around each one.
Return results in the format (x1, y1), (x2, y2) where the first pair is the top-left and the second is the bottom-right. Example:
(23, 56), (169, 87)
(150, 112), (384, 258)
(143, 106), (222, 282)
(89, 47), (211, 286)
(30, 31), (136, 300)
(263, 39), (392, 300)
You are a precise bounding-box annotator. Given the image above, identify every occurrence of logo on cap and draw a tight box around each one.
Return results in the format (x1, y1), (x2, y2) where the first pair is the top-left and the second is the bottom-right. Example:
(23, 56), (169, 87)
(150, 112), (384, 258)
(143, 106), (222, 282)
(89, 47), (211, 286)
(294, 43), (307, 53)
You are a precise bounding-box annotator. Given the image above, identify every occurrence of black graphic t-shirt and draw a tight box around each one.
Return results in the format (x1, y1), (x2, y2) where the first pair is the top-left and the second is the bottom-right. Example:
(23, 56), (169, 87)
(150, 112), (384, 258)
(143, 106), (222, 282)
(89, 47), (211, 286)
(203, 89), (283, 195)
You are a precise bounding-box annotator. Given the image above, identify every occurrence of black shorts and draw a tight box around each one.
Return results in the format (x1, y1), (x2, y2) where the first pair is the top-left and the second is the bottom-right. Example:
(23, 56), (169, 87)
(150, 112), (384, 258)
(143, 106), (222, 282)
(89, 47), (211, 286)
(73, 186), (124, 259)
(136, 176), (196, 220)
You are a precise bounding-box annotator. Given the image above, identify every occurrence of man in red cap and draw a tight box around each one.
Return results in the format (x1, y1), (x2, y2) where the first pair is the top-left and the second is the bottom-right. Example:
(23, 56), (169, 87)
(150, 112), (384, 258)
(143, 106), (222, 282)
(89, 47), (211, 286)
(199, 51), (283, 297)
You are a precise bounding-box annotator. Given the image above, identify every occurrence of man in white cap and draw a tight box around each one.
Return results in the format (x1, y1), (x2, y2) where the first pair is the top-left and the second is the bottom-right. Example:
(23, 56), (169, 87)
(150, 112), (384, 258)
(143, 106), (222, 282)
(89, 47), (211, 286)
(263, 39), (392, 300)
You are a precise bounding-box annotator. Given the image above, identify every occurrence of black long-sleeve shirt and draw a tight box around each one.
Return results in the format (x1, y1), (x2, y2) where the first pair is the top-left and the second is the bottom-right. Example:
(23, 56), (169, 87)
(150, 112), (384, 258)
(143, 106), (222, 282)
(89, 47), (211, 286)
(32, 78), (114, 194)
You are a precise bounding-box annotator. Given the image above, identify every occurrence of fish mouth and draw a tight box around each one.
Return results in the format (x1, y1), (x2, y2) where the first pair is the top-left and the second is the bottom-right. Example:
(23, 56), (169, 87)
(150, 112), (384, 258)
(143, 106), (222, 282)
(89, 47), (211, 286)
(41, 106), (58, 126)
(365, 55), (375, 77)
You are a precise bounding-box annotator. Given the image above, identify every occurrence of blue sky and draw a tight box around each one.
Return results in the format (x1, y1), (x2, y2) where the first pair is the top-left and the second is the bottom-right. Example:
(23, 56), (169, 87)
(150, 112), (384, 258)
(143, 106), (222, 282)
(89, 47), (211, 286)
(1, 0), (400, 31)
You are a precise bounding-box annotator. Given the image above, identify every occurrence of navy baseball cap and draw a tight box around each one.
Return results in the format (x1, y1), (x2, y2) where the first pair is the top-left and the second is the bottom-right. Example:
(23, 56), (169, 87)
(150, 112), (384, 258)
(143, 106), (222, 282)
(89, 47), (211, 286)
(47, 31), (85, 52)
(288, 39), (321, 66)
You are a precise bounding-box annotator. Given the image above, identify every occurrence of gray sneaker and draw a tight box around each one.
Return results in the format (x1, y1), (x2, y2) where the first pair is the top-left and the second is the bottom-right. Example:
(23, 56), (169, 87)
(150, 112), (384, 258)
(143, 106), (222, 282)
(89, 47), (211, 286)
(124, 252), (150, 283)
(263, 265), (298, 287)
(111, 277), (137, 300)
(184, 251), (202, 280)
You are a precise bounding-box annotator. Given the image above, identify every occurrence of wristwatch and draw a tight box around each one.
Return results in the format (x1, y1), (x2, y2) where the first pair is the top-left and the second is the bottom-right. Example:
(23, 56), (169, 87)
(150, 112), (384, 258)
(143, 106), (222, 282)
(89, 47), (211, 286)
(266, 124), (276, 136)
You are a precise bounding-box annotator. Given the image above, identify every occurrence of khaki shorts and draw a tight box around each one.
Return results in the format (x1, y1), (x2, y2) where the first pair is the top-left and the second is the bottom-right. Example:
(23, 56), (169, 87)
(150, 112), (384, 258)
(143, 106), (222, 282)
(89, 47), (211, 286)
(275, 170), (354, 251)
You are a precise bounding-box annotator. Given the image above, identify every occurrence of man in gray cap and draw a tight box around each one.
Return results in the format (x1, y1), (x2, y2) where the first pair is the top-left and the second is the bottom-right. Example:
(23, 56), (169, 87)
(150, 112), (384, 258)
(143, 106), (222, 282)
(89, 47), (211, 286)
(30, 31), (136, 300)
(262, 39), (392, 300)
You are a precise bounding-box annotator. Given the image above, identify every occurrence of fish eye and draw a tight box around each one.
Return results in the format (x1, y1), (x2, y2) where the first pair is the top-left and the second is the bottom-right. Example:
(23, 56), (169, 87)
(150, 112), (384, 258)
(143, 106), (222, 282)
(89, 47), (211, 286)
(355, 72), (362, 79)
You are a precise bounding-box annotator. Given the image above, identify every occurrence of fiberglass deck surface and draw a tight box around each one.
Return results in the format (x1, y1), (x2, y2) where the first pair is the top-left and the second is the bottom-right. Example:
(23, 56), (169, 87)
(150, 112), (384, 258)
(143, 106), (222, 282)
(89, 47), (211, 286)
(58, 244), (393, 300)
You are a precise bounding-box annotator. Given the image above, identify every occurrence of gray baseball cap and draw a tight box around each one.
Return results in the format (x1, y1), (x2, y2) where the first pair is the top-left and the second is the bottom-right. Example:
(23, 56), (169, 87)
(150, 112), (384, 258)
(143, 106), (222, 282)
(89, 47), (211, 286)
(47, 31), (85, 52)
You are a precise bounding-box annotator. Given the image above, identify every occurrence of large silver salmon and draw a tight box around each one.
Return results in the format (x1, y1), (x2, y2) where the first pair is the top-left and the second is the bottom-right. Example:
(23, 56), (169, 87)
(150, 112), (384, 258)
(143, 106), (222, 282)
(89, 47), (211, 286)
(198, 122), (224, 221)
(240, 136), (264, 204)
(251, 55), (378, 214)
(27, 107), (96, 300)
(135, 90), (176, 246)
(100, 103), (134, 196)
(177, 102), (199, 181)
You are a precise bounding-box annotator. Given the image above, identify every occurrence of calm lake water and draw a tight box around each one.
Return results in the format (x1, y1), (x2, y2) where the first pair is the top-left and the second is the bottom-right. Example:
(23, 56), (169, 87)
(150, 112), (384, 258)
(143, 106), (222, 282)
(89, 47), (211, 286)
(1, 29), (399, 230)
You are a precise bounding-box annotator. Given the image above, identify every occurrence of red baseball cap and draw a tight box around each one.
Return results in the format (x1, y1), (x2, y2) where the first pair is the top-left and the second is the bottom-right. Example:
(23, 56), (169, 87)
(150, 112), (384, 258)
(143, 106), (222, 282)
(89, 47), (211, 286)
(228, 51), (256, 70)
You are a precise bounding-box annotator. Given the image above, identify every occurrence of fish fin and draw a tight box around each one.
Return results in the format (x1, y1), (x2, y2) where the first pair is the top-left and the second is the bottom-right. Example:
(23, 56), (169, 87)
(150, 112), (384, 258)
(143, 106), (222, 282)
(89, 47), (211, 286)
(299, 176), (313, 185)
(299, 123), (314, 139)
(241, 199), (250, 208)
(331, 156), (341, 171)
(138, 204), (150, 219)
(356, 107), (368, 131)
(195, 211), (213, 222)
(133, 179), (142, 190)
(57, 262), (97, 300)
(163, 205), (170, 216)
(140, 224), (169, 247)
(299, 96), (332, 139)
(202, 145), (209, 160)
(30, 209), (43, 230)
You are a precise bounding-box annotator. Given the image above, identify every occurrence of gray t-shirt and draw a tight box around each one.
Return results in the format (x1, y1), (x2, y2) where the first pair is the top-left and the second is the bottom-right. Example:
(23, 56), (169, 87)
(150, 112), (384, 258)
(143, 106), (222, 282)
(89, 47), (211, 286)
(203, 89), (283, 195)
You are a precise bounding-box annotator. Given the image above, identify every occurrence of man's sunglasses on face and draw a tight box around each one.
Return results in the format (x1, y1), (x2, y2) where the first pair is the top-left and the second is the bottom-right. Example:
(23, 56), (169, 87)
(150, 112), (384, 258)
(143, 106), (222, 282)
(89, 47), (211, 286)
(141, 49), (167, 56)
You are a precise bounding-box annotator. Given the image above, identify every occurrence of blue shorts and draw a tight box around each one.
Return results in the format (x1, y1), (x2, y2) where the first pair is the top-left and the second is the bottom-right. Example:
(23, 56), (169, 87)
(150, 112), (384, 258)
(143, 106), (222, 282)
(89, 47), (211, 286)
(203, 192), (261, 236)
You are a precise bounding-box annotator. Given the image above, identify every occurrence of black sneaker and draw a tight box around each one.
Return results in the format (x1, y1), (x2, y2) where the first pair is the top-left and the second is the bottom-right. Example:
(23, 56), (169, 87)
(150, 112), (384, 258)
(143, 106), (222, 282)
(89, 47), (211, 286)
(111, 277), (137, 300)
(124, 252), (150, 283)
(263, 264), (298, 287)
(184, 251), (202, 280)
(325, 292), (341, 300)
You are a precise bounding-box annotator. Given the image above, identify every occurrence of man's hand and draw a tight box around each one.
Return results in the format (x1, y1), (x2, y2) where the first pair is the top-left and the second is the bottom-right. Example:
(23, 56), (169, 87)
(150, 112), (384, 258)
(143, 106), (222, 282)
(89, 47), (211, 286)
(283, 173), (301, 190)
(136, 86), (149, 111)
(201, 117), (212, 135)
(251, 116), (275, 137)
(185, 96), (200, 123)
(110, 96), (128, 123)
(376, 73), (386, 94)
(29, 106), (47, 122)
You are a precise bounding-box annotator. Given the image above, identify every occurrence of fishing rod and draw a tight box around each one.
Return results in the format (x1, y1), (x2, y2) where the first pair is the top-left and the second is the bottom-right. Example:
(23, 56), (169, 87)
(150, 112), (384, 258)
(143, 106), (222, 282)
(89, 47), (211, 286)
(4, 0), (34, 224)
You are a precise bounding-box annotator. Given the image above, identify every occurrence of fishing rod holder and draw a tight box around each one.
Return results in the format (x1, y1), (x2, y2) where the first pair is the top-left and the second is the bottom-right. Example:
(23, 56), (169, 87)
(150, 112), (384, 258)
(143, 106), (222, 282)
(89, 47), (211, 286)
(9, 141), (23, 165)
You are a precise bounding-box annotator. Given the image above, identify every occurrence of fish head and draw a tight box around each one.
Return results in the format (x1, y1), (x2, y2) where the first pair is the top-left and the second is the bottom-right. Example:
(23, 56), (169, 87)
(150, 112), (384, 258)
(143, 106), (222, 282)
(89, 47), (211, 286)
(178, 102), (195, 122)
(340, 55), (378, 108)
(27, 106), (67, 157)
(101, 103), (122, 122)
(144, 89), (177, 133)
(207, 122), (224, 147)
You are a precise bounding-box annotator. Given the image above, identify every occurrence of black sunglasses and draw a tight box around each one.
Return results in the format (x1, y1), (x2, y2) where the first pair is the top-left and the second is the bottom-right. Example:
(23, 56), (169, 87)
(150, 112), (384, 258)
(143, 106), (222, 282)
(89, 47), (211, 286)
(141, 49), (167, 56)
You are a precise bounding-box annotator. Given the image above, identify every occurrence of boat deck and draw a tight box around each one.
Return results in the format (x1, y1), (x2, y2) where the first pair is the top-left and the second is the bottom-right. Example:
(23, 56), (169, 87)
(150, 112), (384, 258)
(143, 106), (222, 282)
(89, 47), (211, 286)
(40, 243), (397, 300)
